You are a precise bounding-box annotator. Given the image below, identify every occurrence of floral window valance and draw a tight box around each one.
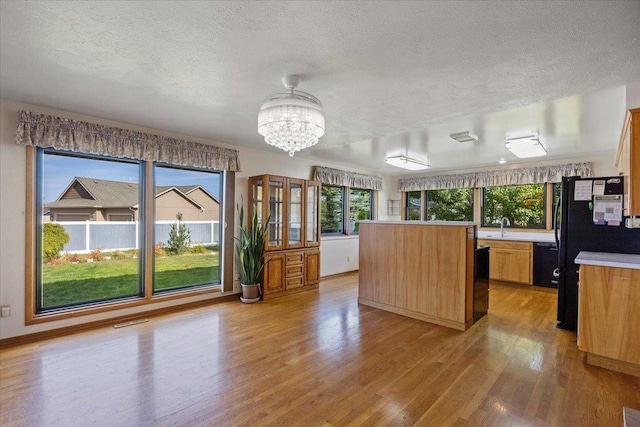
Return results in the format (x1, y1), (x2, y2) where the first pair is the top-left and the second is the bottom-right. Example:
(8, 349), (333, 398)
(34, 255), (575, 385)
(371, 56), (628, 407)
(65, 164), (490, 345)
(312, 166), (382, 190)
(397, 162), (592, 191)
(15, 111), (241, 172)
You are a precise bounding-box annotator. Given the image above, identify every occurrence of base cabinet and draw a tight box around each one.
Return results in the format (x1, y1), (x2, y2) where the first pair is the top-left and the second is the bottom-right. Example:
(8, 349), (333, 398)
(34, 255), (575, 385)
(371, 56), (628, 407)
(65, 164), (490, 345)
(578, 264), (640, 376)
(477, 239), (533, 284)
(262, 248), (320, 300)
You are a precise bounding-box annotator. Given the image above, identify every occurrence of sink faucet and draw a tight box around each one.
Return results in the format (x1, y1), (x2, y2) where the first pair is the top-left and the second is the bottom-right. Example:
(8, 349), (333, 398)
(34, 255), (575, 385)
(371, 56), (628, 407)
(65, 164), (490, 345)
(499, 217), (511, 237)
(500, 217), (511, 237)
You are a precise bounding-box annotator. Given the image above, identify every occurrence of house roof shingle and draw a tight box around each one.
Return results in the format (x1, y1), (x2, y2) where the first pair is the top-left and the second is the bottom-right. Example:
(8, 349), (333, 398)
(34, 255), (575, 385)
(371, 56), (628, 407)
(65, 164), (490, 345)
(45, 177), (210, 209)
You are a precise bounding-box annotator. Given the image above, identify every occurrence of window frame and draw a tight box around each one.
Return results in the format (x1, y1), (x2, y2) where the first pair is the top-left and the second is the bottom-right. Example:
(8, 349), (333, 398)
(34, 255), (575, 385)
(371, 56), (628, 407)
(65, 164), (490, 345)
(25, 147), (231, 324)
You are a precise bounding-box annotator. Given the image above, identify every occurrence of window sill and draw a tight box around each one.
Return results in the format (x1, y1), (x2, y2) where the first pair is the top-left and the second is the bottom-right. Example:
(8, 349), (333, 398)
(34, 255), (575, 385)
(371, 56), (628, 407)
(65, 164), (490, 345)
(27, 284), (222, 325)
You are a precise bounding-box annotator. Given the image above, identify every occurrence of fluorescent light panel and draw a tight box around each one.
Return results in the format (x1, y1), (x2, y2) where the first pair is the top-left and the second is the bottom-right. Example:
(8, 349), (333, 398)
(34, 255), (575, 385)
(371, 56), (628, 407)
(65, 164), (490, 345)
(385, 155), (430, 170)
(449, 131), (478, 143)
(505, 134), (547, 158)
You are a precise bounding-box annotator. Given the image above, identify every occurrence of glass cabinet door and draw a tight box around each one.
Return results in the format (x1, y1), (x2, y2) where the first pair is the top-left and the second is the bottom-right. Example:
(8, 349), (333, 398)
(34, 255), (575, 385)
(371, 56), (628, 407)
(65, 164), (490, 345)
(306, 181), (320, 246)
(268, 177), (284, 249)
(288, 179), (303, 247)
(252, 178), (264, 227)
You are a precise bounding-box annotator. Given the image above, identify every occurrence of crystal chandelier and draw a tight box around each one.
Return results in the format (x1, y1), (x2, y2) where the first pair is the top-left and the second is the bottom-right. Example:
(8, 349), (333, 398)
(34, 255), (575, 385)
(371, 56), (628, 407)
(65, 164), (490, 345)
(258, 75), (325, 157)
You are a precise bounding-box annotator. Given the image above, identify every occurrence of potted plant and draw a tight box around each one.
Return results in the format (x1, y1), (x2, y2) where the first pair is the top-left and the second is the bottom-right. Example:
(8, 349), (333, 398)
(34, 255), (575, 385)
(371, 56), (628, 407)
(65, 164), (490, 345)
(235, 201), (269, 303)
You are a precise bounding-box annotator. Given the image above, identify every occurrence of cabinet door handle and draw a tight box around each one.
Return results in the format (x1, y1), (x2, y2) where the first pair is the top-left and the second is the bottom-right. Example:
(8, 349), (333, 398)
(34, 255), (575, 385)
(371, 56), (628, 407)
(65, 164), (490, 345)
(553, 268), (560, 278)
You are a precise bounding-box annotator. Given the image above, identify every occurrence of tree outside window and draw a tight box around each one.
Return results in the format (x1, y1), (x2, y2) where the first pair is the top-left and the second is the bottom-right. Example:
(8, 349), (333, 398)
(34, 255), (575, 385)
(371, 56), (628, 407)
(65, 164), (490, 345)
(349, 188), (373, 234)
(321, 185), (344, 234)
(405, 191), (421, 220)
(482, 184), (545, 228)
(426, 188), (473, 221)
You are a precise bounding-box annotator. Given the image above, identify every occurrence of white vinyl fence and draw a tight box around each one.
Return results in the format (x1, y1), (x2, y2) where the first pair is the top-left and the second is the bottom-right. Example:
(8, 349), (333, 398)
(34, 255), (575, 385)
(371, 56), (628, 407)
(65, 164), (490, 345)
(58, 220), (220, 253)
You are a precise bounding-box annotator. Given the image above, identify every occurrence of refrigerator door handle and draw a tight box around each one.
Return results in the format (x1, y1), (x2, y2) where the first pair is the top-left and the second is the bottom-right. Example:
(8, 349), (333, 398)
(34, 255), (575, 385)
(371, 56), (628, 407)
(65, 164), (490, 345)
(553, 195), (561, 248)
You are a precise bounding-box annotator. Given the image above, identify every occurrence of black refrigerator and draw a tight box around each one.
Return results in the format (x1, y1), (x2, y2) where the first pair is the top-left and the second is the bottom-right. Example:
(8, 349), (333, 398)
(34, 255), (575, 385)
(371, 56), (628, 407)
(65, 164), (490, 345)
(556, 176), (640, 330)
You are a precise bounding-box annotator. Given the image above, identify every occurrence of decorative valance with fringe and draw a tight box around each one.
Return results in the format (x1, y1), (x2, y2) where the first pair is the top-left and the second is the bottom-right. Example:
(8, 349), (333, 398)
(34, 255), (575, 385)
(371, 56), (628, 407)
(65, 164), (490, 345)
(397, 162), (592, 192)
(312, 166), (383, 190)
(15, 110), (241, 172)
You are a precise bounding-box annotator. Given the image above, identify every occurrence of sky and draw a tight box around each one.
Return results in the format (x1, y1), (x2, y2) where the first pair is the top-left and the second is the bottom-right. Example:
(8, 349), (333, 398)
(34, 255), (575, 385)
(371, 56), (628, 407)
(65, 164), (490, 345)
(43, 153), (221, 204)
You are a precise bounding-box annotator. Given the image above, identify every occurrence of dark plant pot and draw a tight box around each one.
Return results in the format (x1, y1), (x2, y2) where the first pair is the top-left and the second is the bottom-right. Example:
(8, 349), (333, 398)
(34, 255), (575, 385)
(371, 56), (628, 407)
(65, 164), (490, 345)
(240, 283), (261, 303)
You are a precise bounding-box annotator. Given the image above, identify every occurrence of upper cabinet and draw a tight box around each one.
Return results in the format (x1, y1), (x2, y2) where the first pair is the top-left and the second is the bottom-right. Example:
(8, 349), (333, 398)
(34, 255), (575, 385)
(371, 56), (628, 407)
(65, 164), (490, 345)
(617, 108), (640, 216)
(248, 175), (321, 251)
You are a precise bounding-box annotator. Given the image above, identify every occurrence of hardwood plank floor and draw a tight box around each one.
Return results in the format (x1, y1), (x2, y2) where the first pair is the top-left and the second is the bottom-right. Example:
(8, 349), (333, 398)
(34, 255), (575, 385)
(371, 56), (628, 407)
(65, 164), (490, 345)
(1, 273), (639, 426)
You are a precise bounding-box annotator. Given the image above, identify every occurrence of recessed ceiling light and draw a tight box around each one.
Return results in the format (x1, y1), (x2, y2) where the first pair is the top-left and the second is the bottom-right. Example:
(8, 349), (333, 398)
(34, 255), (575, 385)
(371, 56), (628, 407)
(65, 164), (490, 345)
(385, 155), (430, 170)
(449, 131), (479, 143)
(505, 132), (547, 158)
(499, 157), (506, 164)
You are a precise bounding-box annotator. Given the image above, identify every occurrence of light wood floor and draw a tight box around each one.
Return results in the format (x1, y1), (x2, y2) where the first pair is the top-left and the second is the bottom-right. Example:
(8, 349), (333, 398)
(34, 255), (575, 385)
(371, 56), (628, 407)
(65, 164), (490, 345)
(1, 273), (639, 426)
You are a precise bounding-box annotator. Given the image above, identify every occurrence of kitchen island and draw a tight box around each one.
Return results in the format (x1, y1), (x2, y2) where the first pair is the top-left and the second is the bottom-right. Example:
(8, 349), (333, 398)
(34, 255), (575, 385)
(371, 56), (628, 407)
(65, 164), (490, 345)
(358, 220), (480, 331)
(575, 251), (640, 377)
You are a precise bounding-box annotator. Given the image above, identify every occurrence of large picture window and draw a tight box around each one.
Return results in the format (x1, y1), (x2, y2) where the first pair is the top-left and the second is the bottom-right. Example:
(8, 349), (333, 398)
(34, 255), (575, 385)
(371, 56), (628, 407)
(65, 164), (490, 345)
(35, 148), (225, 315)
(482, 184), (546, 228)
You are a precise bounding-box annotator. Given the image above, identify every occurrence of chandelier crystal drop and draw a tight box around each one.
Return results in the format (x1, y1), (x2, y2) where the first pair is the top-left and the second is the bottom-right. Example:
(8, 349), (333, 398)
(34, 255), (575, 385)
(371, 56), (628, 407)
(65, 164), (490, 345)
(258, 75), (325, 157)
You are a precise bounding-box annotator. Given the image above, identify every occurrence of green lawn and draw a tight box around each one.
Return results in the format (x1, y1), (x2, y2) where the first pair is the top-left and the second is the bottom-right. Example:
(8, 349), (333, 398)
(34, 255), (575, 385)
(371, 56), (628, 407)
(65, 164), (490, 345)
(42, 254), (219, 307)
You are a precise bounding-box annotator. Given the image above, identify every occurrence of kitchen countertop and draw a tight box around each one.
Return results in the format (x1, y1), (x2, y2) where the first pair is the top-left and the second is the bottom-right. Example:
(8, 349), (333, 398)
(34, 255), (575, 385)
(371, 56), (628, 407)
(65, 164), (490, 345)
(477, 230), (555, 243)
(575, 251), (640, 270)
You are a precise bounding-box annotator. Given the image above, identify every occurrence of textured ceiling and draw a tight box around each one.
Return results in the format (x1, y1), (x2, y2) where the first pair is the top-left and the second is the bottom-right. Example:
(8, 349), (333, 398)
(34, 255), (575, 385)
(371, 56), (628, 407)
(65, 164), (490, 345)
(1, 1), (640, 175)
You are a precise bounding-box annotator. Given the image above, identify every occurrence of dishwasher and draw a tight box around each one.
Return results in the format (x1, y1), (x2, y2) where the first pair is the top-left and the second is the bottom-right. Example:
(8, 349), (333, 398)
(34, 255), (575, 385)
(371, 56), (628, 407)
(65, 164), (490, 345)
(533, 242), (558, 288)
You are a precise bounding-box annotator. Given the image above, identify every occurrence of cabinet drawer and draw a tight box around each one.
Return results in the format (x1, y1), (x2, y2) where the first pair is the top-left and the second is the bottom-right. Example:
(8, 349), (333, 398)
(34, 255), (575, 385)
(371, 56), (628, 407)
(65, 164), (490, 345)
(478, 239), (532, 251)
(286, 264), (304, 276)
(286, 275), (304, 289)
(286, 253), (304, 265)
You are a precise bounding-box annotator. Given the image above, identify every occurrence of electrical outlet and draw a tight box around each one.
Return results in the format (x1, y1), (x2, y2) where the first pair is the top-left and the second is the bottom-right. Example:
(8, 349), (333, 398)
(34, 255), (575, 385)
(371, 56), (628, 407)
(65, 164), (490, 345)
(347, 256), (350, 262)
(1, 305), (10, 318)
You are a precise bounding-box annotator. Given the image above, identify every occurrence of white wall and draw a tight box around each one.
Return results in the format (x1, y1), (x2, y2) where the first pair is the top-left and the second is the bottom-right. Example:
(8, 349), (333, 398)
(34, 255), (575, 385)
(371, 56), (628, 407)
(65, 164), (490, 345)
(0, 97), (624, 339)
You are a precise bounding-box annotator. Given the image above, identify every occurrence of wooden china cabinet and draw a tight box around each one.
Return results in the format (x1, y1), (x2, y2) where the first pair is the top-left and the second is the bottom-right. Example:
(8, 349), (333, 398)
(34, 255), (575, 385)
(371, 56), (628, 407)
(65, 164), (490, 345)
(248, 175), (321, 299)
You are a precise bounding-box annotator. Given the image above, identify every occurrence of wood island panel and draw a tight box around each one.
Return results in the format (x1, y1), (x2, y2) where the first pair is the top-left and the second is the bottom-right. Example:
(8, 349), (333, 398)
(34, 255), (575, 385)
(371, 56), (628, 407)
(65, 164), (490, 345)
(358, 222), (475, 330)
(578, 264), (640, 376)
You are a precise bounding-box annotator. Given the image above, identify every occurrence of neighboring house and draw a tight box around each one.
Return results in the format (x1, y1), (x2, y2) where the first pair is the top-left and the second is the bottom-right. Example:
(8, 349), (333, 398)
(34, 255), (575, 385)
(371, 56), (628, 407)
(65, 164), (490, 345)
(45, 177), (219, 222)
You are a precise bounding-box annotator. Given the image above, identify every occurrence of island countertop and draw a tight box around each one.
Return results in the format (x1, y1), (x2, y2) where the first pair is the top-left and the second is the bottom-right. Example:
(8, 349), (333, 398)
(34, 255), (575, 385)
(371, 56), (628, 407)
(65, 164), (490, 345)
(359, 220), (479, 227)
(575, 251), (640, 270)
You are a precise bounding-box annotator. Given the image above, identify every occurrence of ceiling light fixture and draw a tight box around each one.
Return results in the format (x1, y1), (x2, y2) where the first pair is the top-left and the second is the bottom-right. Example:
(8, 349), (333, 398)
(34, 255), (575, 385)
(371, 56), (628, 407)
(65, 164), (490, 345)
(385, 155), (430, 171)
(449, 131), (479, 143)
(505, 132), (547, 158)
(499, 157), (506, 164)
(258, 75), (325, 157)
